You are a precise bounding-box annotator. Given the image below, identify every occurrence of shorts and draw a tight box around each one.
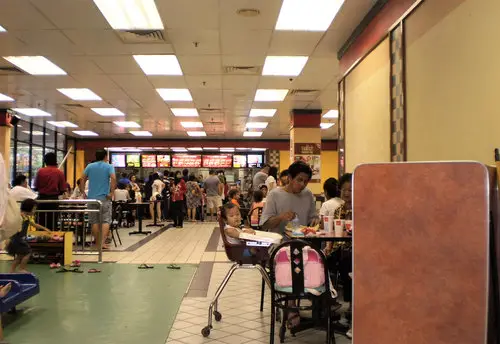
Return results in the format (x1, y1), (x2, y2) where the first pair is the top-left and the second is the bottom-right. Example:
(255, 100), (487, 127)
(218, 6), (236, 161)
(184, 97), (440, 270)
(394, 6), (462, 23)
(88, 200), (112, 225)
(206, 195), (222, 209)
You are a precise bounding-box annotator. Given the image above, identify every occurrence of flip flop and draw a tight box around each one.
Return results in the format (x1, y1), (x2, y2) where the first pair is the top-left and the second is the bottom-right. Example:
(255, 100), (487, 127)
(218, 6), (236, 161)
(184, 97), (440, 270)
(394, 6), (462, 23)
(167, 264), (181, 270)
(88, 268), (101, 273)
(56, 267), (83, 273)
(138, 264), (154, 269)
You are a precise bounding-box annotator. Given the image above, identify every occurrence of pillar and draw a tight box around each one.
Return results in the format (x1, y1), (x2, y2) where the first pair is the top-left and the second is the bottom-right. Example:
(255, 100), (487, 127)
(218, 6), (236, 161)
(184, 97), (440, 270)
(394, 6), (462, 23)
(0, 110), (13, 180)
(289, 109), (322, 194)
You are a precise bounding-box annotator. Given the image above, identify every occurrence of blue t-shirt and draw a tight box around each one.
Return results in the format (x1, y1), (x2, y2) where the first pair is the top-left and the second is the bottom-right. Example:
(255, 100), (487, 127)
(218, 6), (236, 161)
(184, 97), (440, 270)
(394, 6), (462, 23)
(84, 161), (115, 200)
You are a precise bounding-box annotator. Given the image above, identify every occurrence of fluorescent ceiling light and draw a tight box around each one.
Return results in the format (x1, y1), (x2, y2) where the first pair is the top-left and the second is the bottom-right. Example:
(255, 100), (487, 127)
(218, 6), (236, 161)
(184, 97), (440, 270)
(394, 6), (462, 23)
(320, 123), (335, 129)
(23, 130), (45, 136)
(252, 148), (266, 151)
(203, 147), (218, 151)
(249, 109), (276, 118)
(323, 110), (339, 119)
(244, 132), (263, 137)
(236, 148), (248, 151)
(108, 147), (142, 152)
(0, 93), (14, 102)
(47, 121), (78, 128)
(0, 25), (6, 32)
(3, 56), (67, 75)
(171, 108), (199, 117)
(73, 130), (98, 136)
(187, 131), (207, 137)
(254, 89), (288, 102)
(91, 108), (126, 117)
(187, 147), (202, 151)
(246, 122), (268, 129)
(276, 0), (345, 31)
(130, 131), (152, 137)
(172, 147), (187, 152)
(58, 88), (102, 101)
(93, 0), (164, 30)
(262, 56), (309, 76)
(220, 148), (235, 152)
(133, 55), (183, 75)
(180, 121), (203, 128)
(114, 121), (141, 128)
(156, 88), (192, 102)
(12, 108), (52, 117)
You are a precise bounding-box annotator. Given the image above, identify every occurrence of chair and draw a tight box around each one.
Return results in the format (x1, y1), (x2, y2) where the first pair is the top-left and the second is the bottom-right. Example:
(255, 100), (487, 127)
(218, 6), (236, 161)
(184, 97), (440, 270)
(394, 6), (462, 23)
(247, 206), (263, 230)
(110, 202), (124, 247)
(269, 240), (337, 344)
(0, 273), (40, 313)
(201, 216), (272, 338)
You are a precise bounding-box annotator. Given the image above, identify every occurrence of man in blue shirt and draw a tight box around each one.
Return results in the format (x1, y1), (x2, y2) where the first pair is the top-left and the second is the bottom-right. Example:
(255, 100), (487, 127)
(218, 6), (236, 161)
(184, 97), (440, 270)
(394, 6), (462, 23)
(80, 149), (116, 250)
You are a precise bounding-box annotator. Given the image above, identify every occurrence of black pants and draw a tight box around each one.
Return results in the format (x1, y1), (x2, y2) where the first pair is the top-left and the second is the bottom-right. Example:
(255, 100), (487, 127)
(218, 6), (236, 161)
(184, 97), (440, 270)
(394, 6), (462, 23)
(37, 194), (59, 230)
(171, 200), (184, 227)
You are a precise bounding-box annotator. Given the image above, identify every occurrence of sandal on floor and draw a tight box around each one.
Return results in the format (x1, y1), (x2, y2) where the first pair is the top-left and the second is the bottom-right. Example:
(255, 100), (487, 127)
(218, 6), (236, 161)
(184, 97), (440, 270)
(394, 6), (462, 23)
(286, 313), (301, 329)
(56, 267), (83, 273)
(88, 268), (101, 273)
(138, 264), (154, 269)
(167, 264), (181, 270)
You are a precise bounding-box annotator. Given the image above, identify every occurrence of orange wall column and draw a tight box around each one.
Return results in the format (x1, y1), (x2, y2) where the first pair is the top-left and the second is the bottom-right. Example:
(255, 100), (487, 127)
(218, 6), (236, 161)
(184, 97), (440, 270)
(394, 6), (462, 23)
(290, 109), (322, 194)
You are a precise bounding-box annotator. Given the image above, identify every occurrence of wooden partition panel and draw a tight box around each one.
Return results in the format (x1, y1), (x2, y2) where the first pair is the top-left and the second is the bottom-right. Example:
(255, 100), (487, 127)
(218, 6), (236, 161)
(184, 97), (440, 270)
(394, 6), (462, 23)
(353, 162), (489, 344)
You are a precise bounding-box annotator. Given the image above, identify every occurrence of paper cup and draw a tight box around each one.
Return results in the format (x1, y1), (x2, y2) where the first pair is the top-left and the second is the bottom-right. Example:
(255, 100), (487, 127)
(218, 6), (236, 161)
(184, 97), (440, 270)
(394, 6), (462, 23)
(323, 216), (335, 233)
(334, 219), (345, 236)
(345, 220), (353, 233)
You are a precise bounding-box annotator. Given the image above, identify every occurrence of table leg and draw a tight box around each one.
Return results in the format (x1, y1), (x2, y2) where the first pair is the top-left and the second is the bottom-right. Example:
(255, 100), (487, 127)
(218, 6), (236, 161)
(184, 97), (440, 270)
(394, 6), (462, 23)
(129, 205), (151, 235)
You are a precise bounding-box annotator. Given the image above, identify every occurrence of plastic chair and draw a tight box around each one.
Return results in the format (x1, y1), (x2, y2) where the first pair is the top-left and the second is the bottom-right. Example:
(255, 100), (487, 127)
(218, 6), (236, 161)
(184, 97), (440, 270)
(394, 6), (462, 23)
(201, 216), (272, 338)
(269, 240), (337, 344)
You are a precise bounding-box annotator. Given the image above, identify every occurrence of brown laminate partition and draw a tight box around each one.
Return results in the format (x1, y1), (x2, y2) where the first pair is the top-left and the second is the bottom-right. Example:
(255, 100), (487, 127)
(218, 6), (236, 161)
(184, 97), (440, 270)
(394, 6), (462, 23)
(353, 162), (490, 344)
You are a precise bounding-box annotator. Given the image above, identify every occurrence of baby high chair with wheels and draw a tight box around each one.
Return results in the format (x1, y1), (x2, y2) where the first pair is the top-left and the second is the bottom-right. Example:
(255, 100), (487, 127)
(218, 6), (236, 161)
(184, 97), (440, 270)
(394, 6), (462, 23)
(200, 216), (274, 338)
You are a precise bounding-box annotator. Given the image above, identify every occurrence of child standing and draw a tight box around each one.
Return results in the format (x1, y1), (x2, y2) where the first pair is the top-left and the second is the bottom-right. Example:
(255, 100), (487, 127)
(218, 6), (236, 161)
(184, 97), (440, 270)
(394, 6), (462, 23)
(7, 199), (51, 273)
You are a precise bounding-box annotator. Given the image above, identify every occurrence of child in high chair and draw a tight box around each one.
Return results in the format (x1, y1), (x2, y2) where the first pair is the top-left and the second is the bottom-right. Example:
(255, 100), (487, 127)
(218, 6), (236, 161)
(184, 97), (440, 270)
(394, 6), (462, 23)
(221, 203), (255, 245)
(7, 198), (52, 273)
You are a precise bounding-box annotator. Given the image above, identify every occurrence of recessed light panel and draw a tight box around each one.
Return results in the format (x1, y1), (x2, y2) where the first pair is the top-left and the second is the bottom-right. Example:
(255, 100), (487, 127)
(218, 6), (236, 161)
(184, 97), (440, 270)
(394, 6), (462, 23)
(276, 0), (345, 31)
(0, 93), (14, 102)
(73, 130), (99, 136)
(93, 0), (164, 30)
(243, 132), (263, 137)
(180, 121), (203, 128)
(130, 131), (153, 136)
(323, 110), (339, 119)
(246, 122), (268, 129)
(171, 108), (199, 117)
(254, 89), (288, 102)
(58, 88), (102, 101)
(249, 109), (276, 118)
(114, 121), (141, 128)
(262, 56), (309, 76)
(12, 108), (52, 117)
(3, 56), (67, 75)
(320, 123), (335, 129)
(0, 25), (6, 32)
(133, 55), (183, 75)
(187, 131), (207, 137)
(156, 88), (193, 102)
(187, 147), (202, 151)
(91, 108), (126, 117)
(47, 121), (78, 128)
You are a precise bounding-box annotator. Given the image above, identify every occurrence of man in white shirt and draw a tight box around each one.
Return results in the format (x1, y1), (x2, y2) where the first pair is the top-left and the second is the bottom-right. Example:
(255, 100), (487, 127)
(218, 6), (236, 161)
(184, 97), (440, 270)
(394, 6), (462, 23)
(9, 175), (37, 202)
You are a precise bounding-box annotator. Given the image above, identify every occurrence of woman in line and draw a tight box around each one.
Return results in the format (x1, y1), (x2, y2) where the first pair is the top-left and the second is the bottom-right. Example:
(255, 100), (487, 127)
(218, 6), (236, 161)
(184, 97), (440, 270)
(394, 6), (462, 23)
(171, 174), (187, 228)
(149, 173), (164, 221)
(265, 166), (278, 192)
(186, 174), (202, 222)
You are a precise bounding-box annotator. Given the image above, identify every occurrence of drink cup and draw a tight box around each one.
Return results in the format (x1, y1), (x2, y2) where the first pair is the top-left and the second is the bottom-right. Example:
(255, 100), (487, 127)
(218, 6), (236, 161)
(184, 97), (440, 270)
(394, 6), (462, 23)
(345, 220), (353, 233)
(323, 216), (335, 233)
(334, 219), (345, 236)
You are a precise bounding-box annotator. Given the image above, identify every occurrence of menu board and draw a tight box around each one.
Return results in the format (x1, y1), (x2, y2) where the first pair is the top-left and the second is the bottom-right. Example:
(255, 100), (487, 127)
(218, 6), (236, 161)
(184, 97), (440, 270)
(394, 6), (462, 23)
(157, 155), (171, 168)
(203, 154), (233, 168)
(233, 155), (247, 168)
(126, 154), (141, 167)
(111, 154), (126, 168)
(247, 154), (263, 168)
(141, 154), (157, 168)
(172, 154), (202, 168)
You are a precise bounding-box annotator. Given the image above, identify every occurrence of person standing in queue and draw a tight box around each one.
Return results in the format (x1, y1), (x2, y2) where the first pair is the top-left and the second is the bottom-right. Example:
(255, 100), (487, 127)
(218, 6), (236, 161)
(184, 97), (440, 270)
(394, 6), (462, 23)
(34, 152), (67, 230)
(252, 164), (269, 190)
(80, 149), (116, 250)
(260, 161), (319, 233)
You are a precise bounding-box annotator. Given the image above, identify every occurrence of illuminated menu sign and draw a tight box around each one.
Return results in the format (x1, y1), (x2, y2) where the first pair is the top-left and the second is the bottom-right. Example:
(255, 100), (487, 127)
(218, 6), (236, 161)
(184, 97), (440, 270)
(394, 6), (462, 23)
(247, 154), (263, 168)
(111, 154), (126, 168)
(157, 155), (171, 168)
(202, 155), (233, 168)
(172, 154), (202, 168)
(141, 154), (157, 168)
(126, 154), (141, 167)
(233, 155), (247, 168)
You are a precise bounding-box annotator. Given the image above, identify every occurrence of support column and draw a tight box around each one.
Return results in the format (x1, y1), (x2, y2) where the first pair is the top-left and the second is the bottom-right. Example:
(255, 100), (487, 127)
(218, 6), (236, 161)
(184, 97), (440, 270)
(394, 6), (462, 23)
(0, 110), (13, 180)
(290, 109), (322, 194)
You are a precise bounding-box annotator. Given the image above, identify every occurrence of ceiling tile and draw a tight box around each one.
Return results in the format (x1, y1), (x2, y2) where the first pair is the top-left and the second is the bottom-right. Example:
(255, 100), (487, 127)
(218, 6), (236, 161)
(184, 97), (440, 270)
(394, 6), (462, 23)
(222, 75), (259, 90)
(177, 55), (221, 75)
(268, 31), (324, 56)
(148, 76), (187, 89)
(219, 0), (282, 30)
(0, 35), (30, 56)
(50, 56), (103, 75)
(92, 56), (143, 75)
(221, 30), (273, 55)
(185, 75), (222, 90)
(222, 55), (265, 67)
(11, 30), (82, 55)
(157, 0), (220, 30)
(168, 29), (220, 55)
(72, 74), (118, 91)
(31, 0), (110, 29)
(0, 0), (56, 30)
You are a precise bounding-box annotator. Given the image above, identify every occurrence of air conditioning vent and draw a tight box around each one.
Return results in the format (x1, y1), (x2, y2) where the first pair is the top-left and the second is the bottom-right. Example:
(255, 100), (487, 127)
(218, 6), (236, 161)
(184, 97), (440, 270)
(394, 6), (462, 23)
(116, 30), (167, 44)
(63, 104), (85, 108)
(0, 66), (24, 75)
(96, 121), (113, 124)
(290, 89), (320, 96)
(223, 66), (261, 75)
(199, 108), (224, 113)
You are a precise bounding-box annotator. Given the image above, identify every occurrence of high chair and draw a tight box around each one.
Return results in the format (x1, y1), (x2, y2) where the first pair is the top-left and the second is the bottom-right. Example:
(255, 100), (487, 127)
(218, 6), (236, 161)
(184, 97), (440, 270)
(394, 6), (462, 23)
(201, 216), (272, 338)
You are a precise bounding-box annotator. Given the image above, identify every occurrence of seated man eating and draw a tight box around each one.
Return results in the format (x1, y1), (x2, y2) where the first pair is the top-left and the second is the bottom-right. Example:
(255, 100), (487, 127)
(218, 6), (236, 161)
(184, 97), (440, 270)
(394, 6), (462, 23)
(260, 161), (320, 233)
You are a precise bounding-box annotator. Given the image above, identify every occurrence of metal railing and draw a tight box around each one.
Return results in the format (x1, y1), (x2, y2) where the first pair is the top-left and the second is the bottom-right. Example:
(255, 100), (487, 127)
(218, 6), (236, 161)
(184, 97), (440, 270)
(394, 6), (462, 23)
(34, 199), (103, 263)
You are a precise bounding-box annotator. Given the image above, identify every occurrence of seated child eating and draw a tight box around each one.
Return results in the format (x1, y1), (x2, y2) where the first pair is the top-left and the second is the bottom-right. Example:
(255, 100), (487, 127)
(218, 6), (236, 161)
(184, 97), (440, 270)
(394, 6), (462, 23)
(221, 203), (255, 245)
(7, 199), (51, 273)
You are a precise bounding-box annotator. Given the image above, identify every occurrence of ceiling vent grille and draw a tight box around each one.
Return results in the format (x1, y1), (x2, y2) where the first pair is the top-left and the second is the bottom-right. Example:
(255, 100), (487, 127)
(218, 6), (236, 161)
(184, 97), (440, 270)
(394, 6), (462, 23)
(223, 66), (261, 75)
(290, 89), (320, 97)
(63, 103), (85, 108)
(0, 66), (25, 75)
(199, 108), (224, 113)
(117, 30), (167, 44)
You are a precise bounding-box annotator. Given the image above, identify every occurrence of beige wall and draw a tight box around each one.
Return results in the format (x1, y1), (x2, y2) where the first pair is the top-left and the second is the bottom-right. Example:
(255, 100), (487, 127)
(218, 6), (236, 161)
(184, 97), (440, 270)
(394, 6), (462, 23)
(406, 0), (499, 164)
(344, 38), (391, 172)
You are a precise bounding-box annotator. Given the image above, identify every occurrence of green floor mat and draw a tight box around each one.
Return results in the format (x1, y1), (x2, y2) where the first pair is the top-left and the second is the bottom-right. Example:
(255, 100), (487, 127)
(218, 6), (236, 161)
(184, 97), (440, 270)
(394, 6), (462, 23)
(0, 263), (196, 344)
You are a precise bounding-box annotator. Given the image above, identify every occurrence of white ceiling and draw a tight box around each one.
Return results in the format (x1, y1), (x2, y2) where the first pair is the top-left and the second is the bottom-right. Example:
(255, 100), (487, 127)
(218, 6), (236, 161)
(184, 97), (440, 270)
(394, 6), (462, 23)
(0, 0), (375, 140)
